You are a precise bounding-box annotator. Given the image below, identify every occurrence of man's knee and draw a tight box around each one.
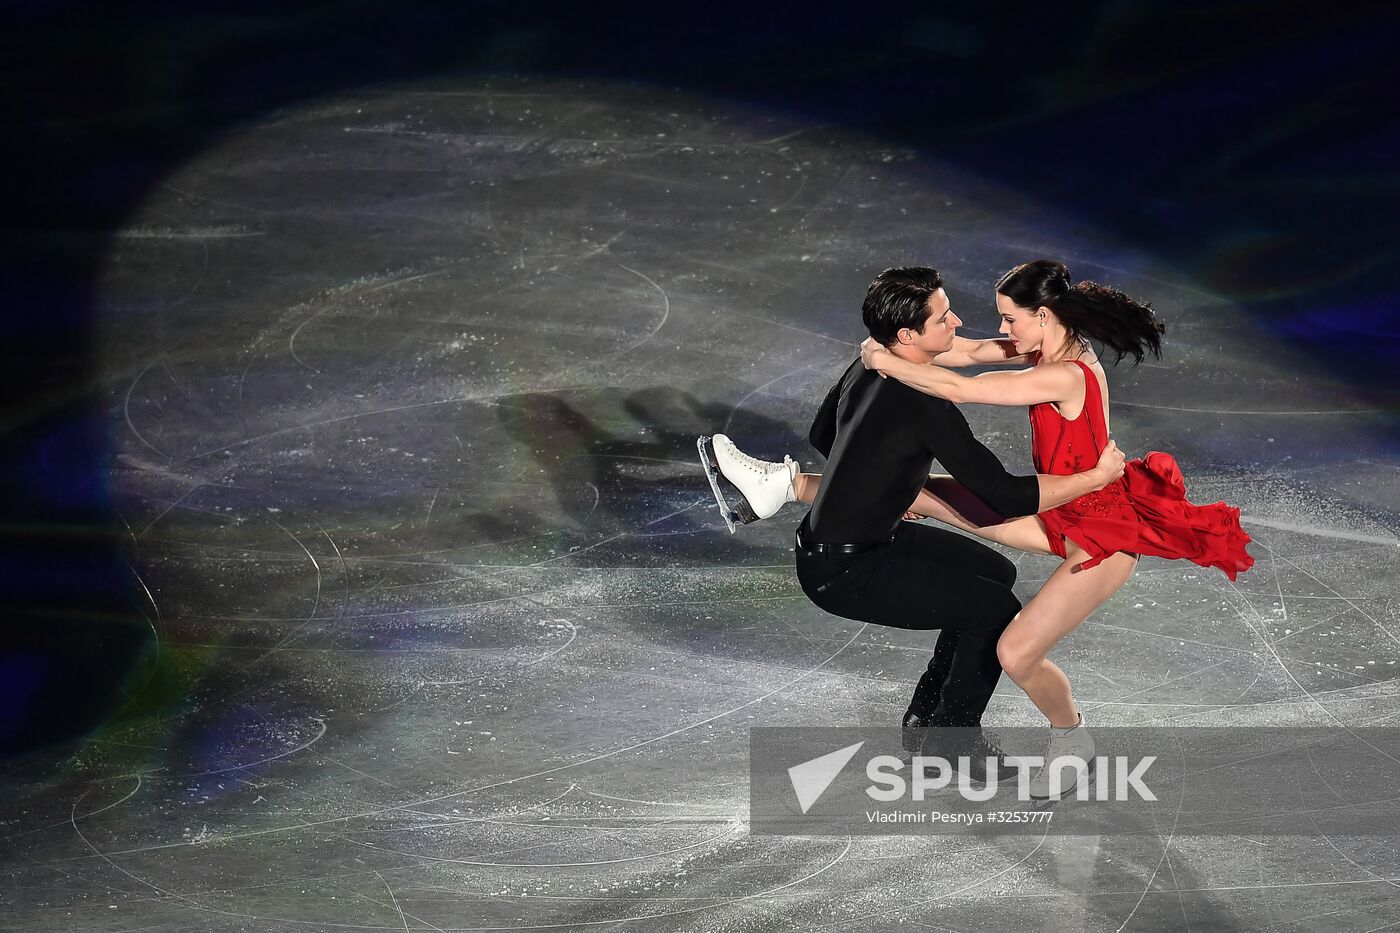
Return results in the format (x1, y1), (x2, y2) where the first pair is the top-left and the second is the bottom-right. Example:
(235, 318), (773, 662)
(987, 551), (1018, 588)
(989, 587), (1022, 630)
(950, 587), (1021, 636)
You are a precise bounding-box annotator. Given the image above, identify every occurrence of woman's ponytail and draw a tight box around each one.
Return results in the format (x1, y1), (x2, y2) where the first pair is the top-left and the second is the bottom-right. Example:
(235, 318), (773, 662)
(1059, 280), (1165, 364)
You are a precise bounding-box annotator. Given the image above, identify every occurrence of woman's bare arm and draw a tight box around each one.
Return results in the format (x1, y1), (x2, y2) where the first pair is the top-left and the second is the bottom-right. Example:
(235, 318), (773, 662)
(861, 338), (1078, 407)
(929, 335), (1032, 368)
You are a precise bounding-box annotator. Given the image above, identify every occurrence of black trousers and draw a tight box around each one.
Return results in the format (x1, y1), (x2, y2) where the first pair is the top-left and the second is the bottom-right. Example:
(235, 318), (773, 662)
(795, 517), (1022, 727)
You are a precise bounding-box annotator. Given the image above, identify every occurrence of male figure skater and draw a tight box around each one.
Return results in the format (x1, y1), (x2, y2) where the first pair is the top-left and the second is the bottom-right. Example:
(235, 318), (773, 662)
(701, 267), (1124, 766)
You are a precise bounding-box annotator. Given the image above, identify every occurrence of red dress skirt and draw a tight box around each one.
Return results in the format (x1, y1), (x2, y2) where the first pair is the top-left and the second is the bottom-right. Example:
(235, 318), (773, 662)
(1029, 359), (1253, 580)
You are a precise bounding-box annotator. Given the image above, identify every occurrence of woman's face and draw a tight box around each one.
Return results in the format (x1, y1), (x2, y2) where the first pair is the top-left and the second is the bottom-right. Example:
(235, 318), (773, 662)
(995, 292), (1046, 353)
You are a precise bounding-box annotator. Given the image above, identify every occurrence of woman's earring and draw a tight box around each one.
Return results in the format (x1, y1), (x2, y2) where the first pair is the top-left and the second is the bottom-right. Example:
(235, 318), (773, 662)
(1039, 320), (1045, 328)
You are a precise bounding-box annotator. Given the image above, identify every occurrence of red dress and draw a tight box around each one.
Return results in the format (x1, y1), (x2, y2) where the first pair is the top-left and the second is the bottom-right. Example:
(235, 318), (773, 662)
(1029, 358), (1253, 580)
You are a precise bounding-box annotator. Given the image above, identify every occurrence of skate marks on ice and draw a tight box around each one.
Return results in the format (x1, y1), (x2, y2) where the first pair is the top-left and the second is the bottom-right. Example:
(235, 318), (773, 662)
(5, 78), (1397, 931)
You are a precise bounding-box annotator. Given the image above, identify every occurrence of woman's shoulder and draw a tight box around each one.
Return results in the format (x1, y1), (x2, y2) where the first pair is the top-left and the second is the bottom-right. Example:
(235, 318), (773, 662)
(1058, 353), (1105, 382)
(1078, 353), (1106, 379)
(1078, 355), (1110, 401)
(1033, 357), (1089, 384)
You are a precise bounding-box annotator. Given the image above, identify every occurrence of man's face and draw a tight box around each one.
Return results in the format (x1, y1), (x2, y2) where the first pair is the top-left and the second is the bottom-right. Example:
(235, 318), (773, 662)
(897, 288), (961, 356)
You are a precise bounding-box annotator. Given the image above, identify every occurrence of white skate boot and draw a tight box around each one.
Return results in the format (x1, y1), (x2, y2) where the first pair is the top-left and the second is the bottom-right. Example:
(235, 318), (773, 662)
(1028, 712), (1095, 800)
(696, 434), (797, 533)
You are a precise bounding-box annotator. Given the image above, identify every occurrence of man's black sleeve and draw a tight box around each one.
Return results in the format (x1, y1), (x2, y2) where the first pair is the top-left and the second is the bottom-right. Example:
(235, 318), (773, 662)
(922, 399), (1040, 518)
(808, 373), (843, 459)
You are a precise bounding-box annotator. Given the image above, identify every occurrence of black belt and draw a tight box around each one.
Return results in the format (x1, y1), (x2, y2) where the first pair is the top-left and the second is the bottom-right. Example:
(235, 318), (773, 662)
(795, 524), (895, 555)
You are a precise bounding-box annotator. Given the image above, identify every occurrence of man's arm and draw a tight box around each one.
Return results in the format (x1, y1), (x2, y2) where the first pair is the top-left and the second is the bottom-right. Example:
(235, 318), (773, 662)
(1034, 442), (1124, 512)
(923, 400), (1122, 517)
(864, 339), (1079, 407)
(807, 370), (844, 459)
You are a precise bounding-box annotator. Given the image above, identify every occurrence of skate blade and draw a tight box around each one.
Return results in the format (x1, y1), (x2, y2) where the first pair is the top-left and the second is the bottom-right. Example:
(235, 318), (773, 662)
(697, 436), (740, 534)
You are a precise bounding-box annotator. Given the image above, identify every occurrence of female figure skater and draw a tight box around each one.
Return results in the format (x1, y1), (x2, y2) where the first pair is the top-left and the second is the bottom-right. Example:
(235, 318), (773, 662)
(713, 260), (1252, 797)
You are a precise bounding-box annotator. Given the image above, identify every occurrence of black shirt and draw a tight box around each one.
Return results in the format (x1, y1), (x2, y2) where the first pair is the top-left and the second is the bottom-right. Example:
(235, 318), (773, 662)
(806, 359), (1040, 543)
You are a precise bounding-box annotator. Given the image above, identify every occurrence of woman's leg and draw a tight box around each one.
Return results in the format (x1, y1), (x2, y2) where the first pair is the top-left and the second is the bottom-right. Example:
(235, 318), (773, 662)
(996, 545), (1137, 727)
(794, 471), (1057, 556)
(793, 472), (820, 504)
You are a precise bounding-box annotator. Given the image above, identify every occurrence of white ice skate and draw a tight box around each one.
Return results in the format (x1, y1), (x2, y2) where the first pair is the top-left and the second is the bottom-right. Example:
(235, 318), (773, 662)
(1028, 712), (1096, 800)
(696, 434), (797, 533)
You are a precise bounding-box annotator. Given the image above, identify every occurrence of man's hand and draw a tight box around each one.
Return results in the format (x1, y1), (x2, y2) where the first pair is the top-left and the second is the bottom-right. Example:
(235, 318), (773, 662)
(859, 337), (892, 377)
(1093, 440), (1126, 487)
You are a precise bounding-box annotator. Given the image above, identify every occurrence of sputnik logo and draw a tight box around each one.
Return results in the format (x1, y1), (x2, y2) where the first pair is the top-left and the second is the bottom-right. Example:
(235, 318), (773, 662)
(787, 741), (865, 814)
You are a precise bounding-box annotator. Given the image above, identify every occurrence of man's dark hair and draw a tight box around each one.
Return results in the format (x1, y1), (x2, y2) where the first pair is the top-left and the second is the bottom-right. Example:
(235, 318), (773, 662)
(862, 266), (943, 346)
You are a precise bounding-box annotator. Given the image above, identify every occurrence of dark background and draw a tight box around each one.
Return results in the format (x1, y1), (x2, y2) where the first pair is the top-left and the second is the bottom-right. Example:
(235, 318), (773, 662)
(3, 0), (1397, 757)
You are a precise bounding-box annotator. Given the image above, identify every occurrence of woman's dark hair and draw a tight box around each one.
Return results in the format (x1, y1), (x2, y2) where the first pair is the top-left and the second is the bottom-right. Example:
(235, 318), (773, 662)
(862, 266), (943, 346)
(995, 260), (1165, 364)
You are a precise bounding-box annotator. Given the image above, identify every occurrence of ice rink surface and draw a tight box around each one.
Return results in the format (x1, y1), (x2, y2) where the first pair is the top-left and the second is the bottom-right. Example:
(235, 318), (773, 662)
(4, 78), (1398, 932)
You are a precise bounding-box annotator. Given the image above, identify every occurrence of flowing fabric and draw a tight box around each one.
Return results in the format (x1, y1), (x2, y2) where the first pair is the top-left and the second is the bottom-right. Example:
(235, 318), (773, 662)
(1029, 358), (1253, 580)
